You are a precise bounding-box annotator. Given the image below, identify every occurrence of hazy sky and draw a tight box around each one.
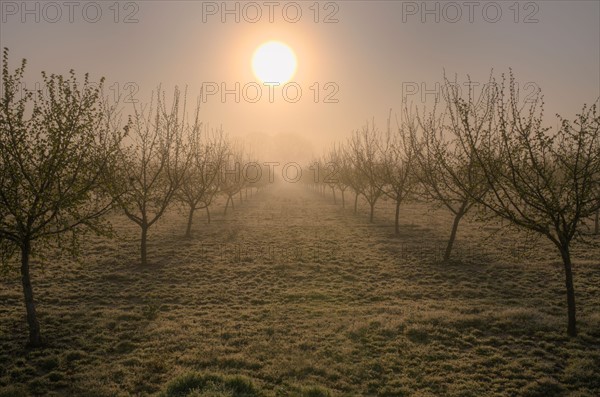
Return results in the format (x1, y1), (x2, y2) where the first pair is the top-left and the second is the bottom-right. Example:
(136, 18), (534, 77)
(1, 0), (599, 161)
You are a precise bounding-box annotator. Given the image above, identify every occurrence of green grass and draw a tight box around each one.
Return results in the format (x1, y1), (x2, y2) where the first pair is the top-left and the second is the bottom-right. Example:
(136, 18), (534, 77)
(159, 372), (263, 397)
(0, 184), (599, 396)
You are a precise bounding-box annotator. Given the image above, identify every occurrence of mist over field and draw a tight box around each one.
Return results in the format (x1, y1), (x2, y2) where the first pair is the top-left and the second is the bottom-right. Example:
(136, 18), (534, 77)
(1, 1), (599, 396)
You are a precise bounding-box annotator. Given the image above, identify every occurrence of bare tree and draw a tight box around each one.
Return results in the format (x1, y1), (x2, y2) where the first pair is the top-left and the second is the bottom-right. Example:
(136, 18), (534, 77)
(407, 77), (491, 261)
(339, 146), (368, 214)
(114, 87), (190, 266)
(0, 49), (124, 346)
(319, 152), (339, 204)
(375, 110), (416, 234)
(220, 143), (245, 216)
(348, 121), (385, 222)
(177, 125), (228, 236)
(304, 158), (327, 195)
(330, 144), (350, 208)
(457, 72), (600, 336)
(308, 146), (365, 213)
(242, 149), (263, 200)
(238, 146), (260, 204)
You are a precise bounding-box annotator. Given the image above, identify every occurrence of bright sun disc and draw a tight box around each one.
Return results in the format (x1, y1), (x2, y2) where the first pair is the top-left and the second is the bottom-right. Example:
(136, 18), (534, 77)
(252, 41), (297, 85)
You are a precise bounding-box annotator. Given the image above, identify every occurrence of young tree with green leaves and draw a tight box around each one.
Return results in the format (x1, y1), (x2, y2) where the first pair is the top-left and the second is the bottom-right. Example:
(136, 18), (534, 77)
(0, 49), (124, 346)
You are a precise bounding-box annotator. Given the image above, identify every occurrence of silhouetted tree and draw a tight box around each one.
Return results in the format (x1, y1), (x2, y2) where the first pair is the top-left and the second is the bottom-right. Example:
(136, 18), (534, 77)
(178, 125), (228, 236)
(114, 87), (190, 265)
(348, 120), (385, 222)
(376, 109), (416, 234)
(330, 144), (350, 208)
(221, 144), (245, 216)
(407, 76), (491, 262)
(457, 72), (600, 336)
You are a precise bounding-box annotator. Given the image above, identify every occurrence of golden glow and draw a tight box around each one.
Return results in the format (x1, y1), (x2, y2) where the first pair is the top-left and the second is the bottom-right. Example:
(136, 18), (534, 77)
(252, 41), (297, 85)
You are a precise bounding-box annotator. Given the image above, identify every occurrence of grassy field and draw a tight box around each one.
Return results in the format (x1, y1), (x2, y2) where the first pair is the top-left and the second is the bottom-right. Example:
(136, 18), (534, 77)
(1, 183), (599, 396)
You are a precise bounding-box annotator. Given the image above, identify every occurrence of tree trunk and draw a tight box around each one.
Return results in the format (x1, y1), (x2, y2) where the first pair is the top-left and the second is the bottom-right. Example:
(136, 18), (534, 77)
(224, 196), (230, 215)
(354, 193), (359, 214)
(560, 245), (577, 337)
(331, 187), (336, 204)
(341, 190), (345, 208)
(239, 190), (243, 204)
(21, 240), (41, 347)
(206, 206), (211, 224)
(224, 195), (234, 215)
(141, 224), (148, 266)
(394, 199), (401, 235)
(444, 210), (464, 262)
(369, 202), (375, 223)
(185, 206), (195, 238)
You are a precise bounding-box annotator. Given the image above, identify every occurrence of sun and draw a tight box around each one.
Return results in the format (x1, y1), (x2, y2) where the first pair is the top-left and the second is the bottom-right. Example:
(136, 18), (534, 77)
(252, 41), (297, 85)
